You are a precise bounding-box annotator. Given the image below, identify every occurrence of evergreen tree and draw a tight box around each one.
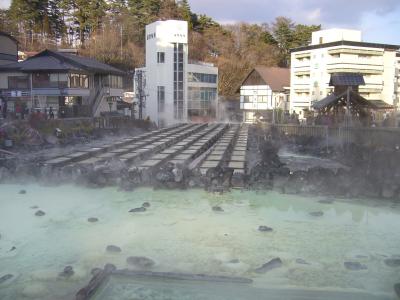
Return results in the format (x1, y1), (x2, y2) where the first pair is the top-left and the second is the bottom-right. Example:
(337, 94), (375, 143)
(70, 0), (108, 46)
(292, 24), (321, 47)
(177, 0), (192, 29)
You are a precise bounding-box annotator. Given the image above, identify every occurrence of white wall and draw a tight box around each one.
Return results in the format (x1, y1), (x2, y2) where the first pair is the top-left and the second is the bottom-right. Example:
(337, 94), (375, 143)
(311, 29), (362, 45)
(144, 20), (188, 126)
(135, 20), (219, 126)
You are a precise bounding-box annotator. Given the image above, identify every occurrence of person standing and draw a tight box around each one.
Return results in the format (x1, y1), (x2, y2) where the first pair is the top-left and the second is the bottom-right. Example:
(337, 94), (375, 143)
(49, 107), (54, 119)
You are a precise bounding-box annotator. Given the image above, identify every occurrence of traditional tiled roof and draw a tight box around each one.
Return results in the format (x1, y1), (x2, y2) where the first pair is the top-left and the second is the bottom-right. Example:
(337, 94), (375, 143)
(240, 66), (290, 92)
(0, 49), (125, 75)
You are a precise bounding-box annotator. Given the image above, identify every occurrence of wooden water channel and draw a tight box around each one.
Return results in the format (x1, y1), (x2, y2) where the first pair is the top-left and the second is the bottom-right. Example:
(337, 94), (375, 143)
(41, 123), (249, 187)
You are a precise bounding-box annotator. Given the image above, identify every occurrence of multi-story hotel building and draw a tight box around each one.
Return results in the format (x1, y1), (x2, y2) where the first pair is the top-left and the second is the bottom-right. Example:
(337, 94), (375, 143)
(290, 28), (400, 118)
(134, 20), (218, 126)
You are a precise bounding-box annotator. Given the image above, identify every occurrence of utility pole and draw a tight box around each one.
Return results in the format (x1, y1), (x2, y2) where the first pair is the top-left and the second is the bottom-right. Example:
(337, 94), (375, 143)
(134, 70), (147, 120)
(120, 25), (123, 58)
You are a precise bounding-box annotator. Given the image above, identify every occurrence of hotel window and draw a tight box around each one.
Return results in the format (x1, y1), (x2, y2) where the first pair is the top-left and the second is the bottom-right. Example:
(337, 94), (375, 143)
(157, 86), (165, 113)
(157, 52), (165, 63)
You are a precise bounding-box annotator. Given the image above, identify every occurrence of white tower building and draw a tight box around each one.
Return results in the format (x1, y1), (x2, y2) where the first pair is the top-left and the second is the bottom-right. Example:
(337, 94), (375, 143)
(134, 20), (218, 127)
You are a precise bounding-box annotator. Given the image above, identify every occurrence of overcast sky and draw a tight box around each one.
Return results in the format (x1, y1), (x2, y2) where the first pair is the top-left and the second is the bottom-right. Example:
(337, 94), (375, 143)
(189, 0), (400, 44)
(1, 0), (399, 44)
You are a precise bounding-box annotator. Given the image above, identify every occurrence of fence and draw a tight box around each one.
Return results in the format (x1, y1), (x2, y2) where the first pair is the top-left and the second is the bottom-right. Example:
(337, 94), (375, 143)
(265, 124), (400, 147)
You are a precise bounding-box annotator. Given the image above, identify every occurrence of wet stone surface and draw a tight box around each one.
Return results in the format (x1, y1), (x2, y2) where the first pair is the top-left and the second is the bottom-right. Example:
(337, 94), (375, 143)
(394, 283), (400, 298)
(18, 190), (26, 194)
(129, 207), (146, 213)
(106, 245), (122, 253)
(126, 256), (155, 269)
(90, 268), (102, 276)
(35, 210), (46, 217)
(254, 258), (283, 273)
(258, 226), (273, 232)
(384, 258), (400, 267)
(59, 266), (74, 278)
(344, 261), (367, 271)
(296, 258), (310, 265)
(212, 206), (224, 212)
(88, 217), (99, 223)
(0, 274), (13, 284)
(309, 211), (324, 217)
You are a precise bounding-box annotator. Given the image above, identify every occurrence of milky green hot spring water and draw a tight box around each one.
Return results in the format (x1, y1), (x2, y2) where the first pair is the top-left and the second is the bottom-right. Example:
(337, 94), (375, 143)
(0, 184), (399, 299)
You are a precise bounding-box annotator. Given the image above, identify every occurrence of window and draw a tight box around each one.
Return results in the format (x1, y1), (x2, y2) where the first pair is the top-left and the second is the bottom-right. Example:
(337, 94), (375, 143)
(188, 72), (217, 83)
(69, 74), (81, 88)
(101, 75), (122, 89)
(173, 43), (184, 119)
(8, 76), (29, 89)
(157, 52), (165, 63)
(319, 37), (323, 44)
(157, 86), (165, 113)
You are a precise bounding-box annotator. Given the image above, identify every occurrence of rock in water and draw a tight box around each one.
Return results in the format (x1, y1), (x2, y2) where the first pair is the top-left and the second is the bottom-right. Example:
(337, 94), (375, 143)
(59, 266), (74, 278)
(258, 226), (273, 232)
(129, 207), (146, 213)
(18, 190), (26, 194)
(142, 202), (150, 208)
(344, 261), (367, 271)
(394, 283), (400, 298)
(126, 256), (155, 269)
(35, 210), (46, 217)
(296, 258), (310, 265)
(0, 274), (13, 284)
(318, 198), (334, 204)
(309, 211), (324, 217)
(384, 258), (400, 267)
(106, 245), (122, 253)
(212, 206), (224, 212)
(88, 217), (99, 223)
(254, 258), (282, 273)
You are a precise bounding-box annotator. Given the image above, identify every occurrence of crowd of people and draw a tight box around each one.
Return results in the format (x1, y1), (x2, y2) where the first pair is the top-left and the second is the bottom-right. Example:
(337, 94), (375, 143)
(0, 100), (57, 122)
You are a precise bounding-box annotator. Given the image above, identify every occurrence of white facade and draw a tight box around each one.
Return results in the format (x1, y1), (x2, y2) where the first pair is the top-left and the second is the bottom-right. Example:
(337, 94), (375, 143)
(134, 20), (218, 126)
(290, 28), (399, 118)
(240, 85), (289, 123)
